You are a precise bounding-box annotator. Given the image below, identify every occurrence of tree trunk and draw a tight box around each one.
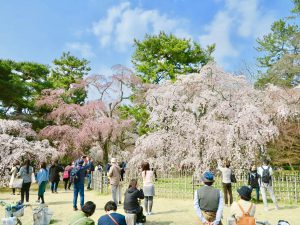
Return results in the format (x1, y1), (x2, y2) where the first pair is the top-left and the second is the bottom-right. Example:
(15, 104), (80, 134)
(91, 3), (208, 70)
(288, 159), (294, 171)
(103, 141), (109, 166)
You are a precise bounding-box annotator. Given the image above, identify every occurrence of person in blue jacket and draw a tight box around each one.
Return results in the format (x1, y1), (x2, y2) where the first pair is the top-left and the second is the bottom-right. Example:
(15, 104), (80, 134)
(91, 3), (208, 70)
(98, 201), (126, 225)
(36, 162), (49, 204)
(72, 157), (92, 211)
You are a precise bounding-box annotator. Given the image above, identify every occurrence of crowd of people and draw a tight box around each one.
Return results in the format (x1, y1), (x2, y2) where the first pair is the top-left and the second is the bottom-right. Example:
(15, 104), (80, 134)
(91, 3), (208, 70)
(194, 159), (280, 225)
(7, 156), (287, 225)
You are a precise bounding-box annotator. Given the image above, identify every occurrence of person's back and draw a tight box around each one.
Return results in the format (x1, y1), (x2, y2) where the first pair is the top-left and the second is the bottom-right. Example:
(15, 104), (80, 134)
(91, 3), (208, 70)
(124, 187), (144, 212)
(230, 199), (256, 221)
(230, 186), (256, 225)
(49, 165), (62, 182)
(257, 164), (273, 185)
(197, 185), (220, 212)
(142, 170), (153, 186)
(69, 211), (95, 225)
(108, 164), (121, 185)
(19, 165), (33, 183)
(98, 201), (126, 225)
(257, 160), (278, 211)
(69, 201), (96, 225)
(98, 213), (126, 225)
(218, 166), (231, 183)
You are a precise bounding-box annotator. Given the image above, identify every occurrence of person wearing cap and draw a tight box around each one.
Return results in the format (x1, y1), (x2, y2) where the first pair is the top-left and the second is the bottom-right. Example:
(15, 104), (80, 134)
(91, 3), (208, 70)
(108, 158), (121, 205)
(72, 157), (92, 211)
(229, 186), (256, 223)
(194, 171), (224, 225)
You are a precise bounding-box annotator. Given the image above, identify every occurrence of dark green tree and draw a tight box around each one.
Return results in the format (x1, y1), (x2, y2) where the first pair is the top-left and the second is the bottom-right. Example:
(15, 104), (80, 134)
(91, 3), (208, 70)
(132, 32), (215, 84)
(255, 1), (300, 88)
(0, 60), (50, 117)
(48, 52), (91, 104)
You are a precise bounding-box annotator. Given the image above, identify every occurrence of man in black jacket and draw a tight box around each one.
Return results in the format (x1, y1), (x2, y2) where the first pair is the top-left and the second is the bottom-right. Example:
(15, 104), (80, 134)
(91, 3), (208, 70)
(124, 179), (145, 224)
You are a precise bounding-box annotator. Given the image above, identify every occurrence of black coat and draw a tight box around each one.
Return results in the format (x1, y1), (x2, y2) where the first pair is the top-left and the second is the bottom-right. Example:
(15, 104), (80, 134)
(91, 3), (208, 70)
(248, 170), (259, 188)
(49, 165), (64, 182)
(124, 187), (144, 213)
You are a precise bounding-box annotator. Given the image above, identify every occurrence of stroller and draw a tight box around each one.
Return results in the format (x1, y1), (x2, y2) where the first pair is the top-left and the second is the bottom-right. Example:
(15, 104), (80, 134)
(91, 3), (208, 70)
(0, 200), (24, 225)
(32, 204), (53, 225)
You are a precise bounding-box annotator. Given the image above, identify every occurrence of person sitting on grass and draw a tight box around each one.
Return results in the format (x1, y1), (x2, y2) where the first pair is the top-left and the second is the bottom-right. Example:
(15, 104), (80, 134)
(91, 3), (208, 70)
(98, 201), (126, 225)
(69, 201), (96, 225)
(230, 186), (256, 225)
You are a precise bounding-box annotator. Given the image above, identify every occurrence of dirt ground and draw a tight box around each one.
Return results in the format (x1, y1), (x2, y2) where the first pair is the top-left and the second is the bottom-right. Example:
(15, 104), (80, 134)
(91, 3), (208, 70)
(0, 188), (299, 225)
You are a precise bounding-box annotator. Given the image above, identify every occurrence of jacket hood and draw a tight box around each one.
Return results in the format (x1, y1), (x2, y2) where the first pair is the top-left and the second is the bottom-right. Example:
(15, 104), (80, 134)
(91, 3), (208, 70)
(127, 187), (137, 193)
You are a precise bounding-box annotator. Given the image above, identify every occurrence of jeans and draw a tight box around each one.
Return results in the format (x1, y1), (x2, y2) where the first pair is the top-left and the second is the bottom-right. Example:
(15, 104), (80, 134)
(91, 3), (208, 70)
(73, 182), (84, 209)
(260, 183), (278, 208)
(250, 187), (260, 201)
(111, 184), (119, 205)
(222, 183), (233, 205)
(87, 173), (92, 189)
(51, 181), (59, 192)
(21, 182), (31, 203)
(63, 178), (71, 190)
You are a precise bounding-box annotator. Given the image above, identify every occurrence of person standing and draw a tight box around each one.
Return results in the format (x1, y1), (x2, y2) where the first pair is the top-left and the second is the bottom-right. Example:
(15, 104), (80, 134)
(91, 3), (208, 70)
(98, 201), (126, 225)
(194, 171), (223, 225)
(107, 158), (121, 205)
(257, 159), (279, 211)
(141, 162), (155, 215)
(72, 158), (92, 211)
(248, 165), (260, 202)
(218, 161), (233, 206)
(49, 160), (64, 193)
(87, 158), (95, 190)
(9, 160), (20, 195)
(18, 159), (33, 204)
(63, 162), (73, 191)
(230, 186), (256, 224)
(118, 161), (126, 204)
(36, 162), (49, 204)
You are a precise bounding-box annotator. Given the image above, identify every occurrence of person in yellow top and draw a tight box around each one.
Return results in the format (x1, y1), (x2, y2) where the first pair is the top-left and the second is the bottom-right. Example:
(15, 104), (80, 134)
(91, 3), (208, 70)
(229, 186), (256, 224)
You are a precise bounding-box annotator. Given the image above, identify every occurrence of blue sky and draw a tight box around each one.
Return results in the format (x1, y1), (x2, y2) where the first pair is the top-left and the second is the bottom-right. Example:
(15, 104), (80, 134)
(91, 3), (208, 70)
(0, 0), (294, 76)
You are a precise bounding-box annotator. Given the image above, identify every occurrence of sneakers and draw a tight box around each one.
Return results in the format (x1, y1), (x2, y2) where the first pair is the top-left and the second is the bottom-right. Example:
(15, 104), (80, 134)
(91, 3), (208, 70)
(73, 207), (78, 211)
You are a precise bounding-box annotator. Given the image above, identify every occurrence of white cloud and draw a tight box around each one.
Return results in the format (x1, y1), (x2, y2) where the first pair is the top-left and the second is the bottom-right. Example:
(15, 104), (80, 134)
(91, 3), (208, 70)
(92, 2), (190, 51)
(65, 42), (95, 58)
(200, 11), (239, 67)
(199, 0), (275, 68)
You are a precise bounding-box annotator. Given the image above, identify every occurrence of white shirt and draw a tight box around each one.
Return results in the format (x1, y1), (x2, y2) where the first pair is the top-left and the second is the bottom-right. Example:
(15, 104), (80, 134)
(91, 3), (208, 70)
(218, 166), (232, 184)
(257, 165), (273, 177)
(257, 165), (273, 186)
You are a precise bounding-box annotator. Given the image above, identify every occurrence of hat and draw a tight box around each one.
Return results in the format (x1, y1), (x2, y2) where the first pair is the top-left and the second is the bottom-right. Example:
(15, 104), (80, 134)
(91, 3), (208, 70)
(237, 186), (252, 201)
(78, 159), (84, 165)
(111, 158), (117, 164)
(201, 171), (215, 183)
